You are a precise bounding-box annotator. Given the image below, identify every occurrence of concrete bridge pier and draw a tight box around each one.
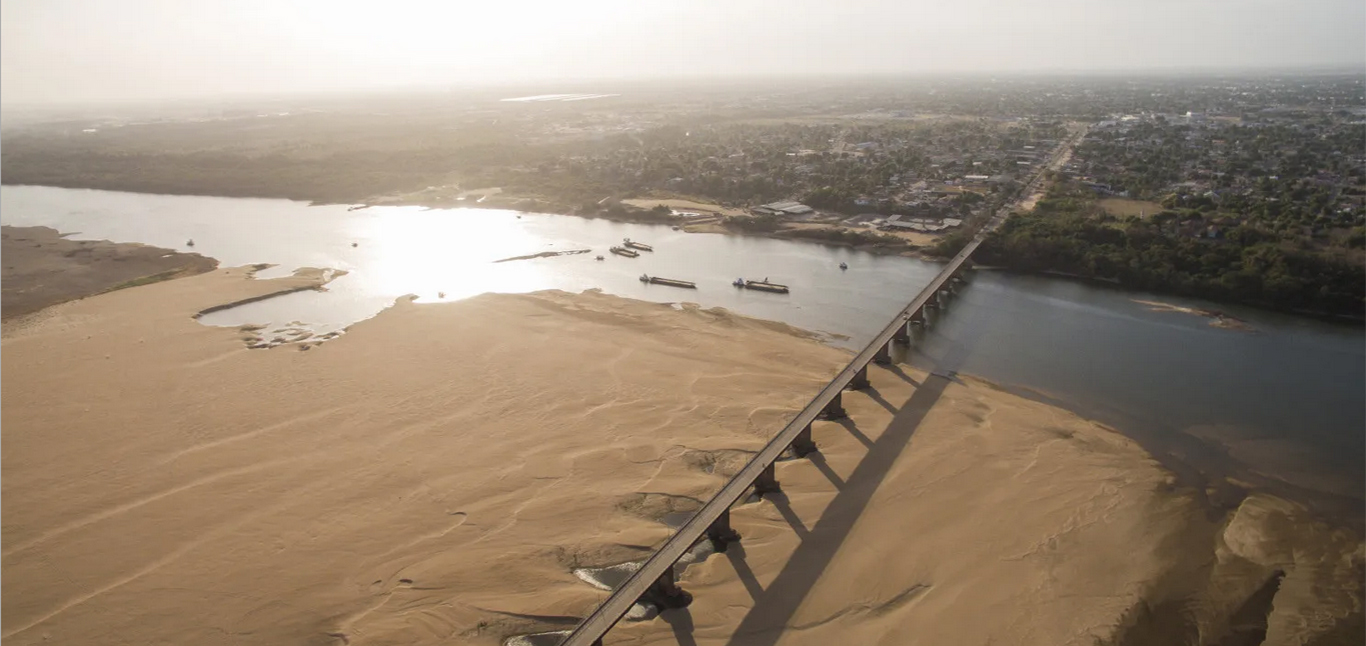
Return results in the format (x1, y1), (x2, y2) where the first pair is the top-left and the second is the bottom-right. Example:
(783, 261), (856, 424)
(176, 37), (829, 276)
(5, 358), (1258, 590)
(936, 289), (950, 307)
(706, 509), (741, 551)
(754, 462), (780, 496)
(644, 564), (692, 609)
(873, 340), (892, 365)
(846, 365), (871, 390)
(893, 317), (912, 344)
(817, 391), (847, 420)
(791, 423), (817, 457)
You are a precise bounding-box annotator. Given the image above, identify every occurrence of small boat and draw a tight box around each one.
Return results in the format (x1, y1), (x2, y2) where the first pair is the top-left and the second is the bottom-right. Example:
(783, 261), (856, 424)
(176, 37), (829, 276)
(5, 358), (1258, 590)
(733, 278), (746, 288)
(641, 274), (697, 289)
(610, 246), (639, 258)
(623, 238), (653, 252)
(595, 255), (604, 261)
(437, 292), (446, 298)
(671, 226), (681, 231)
(347, 205), (370, 212)
(352, 242), (359, 248)
(839, 262), (848, 270)
(186, 239), (195, 247)
(739, 278), (790, 294)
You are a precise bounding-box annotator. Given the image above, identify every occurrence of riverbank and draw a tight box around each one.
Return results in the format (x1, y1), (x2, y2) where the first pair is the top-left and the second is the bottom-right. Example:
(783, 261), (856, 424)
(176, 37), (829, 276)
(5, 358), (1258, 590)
(316, 188), (931, 260)
(2, 261), (1359, 645)
(1, 225), (217, 321)
(968, 182), (1366, 323)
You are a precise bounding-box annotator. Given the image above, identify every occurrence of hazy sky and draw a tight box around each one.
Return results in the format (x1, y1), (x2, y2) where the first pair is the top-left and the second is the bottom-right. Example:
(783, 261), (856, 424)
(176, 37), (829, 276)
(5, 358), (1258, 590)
(3, 0), (1362, 105)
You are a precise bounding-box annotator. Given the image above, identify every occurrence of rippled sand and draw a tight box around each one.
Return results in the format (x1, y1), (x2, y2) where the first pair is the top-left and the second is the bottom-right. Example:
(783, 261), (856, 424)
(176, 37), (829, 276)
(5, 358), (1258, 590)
(2, 268), (1359, 645)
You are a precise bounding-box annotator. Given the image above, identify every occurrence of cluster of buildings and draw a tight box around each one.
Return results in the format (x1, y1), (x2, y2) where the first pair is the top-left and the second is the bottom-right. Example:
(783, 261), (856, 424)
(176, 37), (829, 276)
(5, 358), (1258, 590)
(751, 200), (815, 216)
(878, 214), (964, 233)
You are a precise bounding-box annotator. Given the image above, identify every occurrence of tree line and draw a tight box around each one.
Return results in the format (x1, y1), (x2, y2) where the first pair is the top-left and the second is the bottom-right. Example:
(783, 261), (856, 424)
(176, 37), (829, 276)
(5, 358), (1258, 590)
(945, 184), (1364, 319)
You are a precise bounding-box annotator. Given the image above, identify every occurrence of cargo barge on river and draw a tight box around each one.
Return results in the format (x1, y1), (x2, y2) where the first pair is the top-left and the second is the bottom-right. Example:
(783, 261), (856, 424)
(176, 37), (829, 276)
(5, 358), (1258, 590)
(639, 274), (696, 289)
(733, 278), (790, 294)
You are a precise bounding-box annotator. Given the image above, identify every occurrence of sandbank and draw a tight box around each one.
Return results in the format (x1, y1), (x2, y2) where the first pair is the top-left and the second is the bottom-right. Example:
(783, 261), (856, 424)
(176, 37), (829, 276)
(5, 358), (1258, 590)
(1, 263), (1359, 645)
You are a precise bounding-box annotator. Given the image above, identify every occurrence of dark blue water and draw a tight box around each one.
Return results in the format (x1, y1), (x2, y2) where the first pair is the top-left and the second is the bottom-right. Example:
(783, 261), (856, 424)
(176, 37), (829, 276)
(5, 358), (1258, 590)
(912, 272), (1364, 512)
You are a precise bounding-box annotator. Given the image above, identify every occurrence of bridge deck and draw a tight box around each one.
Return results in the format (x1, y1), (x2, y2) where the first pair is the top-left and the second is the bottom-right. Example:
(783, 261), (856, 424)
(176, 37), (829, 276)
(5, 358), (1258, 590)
(558, 128), (1084, 645)
(559, 241), (980, 644)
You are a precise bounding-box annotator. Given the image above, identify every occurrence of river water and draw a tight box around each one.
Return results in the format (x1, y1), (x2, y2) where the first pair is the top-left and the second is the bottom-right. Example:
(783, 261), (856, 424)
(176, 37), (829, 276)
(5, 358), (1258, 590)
(3, 185), (1362, 514)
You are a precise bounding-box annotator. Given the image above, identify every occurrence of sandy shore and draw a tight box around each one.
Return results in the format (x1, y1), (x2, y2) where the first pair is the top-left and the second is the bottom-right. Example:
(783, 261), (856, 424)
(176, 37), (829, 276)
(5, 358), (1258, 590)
(3, 266), (1360, 645)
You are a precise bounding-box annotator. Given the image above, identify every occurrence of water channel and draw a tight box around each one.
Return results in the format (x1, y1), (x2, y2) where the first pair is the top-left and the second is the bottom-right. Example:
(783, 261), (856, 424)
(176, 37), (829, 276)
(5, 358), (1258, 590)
(4, 184), (1361, 515)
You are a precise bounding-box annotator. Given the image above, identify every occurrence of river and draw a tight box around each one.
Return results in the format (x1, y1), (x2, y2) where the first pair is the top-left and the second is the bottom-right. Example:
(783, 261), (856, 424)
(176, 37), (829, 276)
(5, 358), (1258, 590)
(3, 185), (1362, 517)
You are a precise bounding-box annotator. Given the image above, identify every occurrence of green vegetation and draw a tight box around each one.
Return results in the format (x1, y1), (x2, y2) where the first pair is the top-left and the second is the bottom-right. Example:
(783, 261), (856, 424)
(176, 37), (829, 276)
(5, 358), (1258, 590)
(778, 226), (903, 248)
(973, 183), (1364, 318)
(723, 213), (783, 233)
(720, 213), (906, 248)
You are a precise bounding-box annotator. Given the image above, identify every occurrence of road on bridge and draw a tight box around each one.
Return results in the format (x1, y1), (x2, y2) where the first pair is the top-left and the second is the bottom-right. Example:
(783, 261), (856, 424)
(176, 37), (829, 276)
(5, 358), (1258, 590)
(557, 123), (1091, 646)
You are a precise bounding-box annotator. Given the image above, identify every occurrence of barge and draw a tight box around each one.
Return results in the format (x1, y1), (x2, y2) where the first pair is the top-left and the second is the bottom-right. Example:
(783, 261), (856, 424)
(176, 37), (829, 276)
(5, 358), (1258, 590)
(623, 238), (654, 252)
(639, 274), (697, 289)
(610, 246), (640, 258)
(733, 278), (790, 294)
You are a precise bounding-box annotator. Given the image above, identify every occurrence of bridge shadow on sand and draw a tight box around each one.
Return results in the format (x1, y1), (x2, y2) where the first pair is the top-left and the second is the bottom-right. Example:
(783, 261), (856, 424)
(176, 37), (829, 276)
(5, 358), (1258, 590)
(720, 373), (951, 646)
(713, 289), (985, 645)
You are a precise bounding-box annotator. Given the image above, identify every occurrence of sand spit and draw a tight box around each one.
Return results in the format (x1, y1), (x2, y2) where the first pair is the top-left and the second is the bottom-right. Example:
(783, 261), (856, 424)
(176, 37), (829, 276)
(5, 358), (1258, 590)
(193, 267), (345, 316)
(2, 270), (1359, 645)
(189, 266), (349, 350)
(493, 249), (593, 263)
(1133, 298), (1257, 332)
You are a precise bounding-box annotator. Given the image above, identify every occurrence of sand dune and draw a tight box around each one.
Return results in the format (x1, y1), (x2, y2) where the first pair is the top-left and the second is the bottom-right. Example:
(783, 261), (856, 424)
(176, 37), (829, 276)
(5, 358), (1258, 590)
(2, 268), (1359, 645)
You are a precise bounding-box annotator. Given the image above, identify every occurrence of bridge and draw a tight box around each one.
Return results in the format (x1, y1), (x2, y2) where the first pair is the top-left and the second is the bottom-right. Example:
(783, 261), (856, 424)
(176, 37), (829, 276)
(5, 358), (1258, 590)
(557, 127), (1086, 646)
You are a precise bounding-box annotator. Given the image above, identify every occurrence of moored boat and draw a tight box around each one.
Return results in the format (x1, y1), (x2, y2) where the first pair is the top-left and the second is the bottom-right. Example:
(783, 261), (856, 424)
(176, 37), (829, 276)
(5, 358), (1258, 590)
(839, 262), (848, 270)
(610, 246), (640, 258)
(640, 274), (697, 289)
(746, 279), (789, 294)
(623, 238), (653, 252)
(734, 277), (790, 294)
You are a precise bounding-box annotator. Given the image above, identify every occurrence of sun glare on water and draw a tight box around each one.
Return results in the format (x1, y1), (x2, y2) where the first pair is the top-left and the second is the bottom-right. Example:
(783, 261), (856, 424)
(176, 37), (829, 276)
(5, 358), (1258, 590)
(351, 206), (566, 303)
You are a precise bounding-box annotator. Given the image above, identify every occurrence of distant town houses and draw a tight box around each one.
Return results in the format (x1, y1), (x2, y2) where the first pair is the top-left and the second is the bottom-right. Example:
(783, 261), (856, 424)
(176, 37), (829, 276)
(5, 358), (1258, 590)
(880, 214), (964, 233)
(752, 200), (815, 216)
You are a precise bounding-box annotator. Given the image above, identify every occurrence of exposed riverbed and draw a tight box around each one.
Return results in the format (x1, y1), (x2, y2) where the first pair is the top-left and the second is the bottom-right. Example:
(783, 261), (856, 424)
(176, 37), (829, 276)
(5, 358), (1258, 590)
(3, 184), (1361, 519)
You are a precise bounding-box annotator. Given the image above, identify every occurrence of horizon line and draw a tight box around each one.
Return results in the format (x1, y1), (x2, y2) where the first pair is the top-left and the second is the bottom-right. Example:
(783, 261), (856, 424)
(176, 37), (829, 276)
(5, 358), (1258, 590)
(5, 65), (1363, 111)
